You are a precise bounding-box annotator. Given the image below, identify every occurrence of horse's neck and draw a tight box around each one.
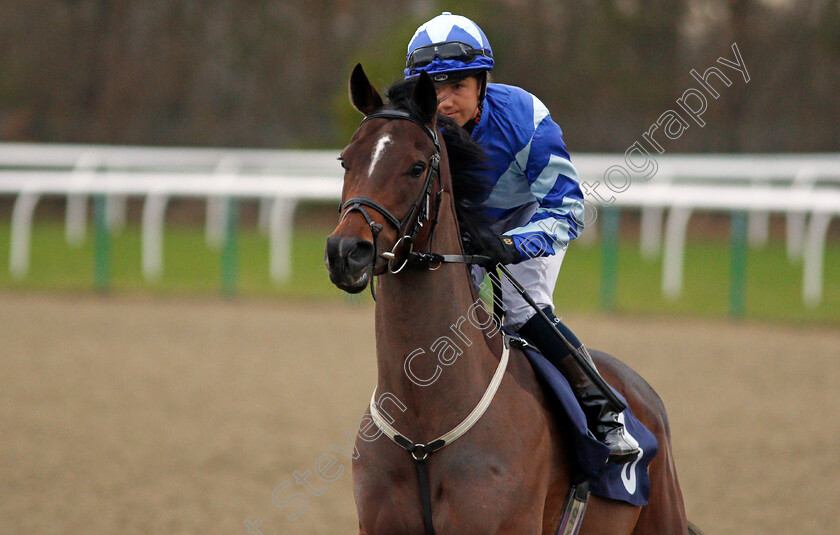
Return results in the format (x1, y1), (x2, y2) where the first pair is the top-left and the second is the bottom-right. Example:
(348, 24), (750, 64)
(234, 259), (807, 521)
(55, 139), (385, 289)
(374, 190), (503, 440)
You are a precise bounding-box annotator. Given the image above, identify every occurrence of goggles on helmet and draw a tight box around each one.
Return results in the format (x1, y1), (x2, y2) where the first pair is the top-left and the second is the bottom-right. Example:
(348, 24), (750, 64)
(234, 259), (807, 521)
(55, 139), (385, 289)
(406, 41), (492, 71)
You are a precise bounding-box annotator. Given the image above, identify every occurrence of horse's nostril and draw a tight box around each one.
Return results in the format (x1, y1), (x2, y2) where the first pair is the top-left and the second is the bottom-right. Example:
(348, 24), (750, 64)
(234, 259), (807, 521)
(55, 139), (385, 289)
(347, 240), (374, 269)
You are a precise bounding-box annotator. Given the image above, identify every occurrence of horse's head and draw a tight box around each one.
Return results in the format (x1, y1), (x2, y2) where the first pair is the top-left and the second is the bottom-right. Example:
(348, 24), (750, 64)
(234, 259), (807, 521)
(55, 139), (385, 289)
(326, 64), (442, 293)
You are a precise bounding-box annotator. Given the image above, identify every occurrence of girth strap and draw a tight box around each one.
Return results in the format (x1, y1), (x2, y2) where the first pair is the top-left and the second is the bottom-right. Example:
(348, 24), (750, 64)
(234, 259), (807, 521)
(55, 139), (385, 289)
(557, 482), (590, 535)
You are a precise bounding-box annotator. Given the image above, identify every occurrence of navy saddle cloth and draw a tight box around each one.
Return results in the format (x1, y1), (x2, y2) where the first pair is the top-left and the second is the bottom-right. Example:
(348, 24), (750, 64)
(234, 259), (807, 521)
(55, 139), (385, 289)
(511, 337), (658, 506)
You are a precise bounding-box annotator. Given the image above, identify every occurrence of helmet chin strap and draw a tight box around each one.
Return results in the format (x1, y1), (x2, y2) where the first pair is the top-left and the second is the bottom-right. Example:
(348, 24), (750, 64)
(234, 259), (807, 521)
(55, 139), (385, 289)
(478, 71), (488, 101)
(464, 106), (481, 131)
(464, 72), (487, 130)
(433, 71), (488, 129)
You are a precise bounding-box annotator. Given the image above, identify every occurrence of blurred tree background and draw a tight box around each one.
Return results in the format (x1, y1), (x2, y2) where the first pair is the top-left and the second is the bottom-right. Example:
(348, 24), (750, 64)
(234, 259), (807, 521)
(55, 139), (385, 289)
(1, 0), (838, 152)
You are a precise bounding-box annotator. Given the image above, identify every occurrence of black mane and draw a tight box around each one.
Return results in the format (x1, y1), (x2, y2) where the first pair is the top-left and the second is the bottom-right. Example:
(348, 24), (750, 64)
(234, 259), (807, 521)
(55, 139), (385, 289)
(384, 78), (490, 221)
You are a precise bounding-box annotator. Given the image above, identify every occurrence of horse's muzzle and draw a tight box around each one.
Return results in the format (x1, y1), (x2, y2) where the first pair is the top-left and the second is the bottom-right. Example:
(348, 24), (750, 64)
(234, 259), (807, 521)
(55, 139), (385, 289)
(325, 235), (375, 293)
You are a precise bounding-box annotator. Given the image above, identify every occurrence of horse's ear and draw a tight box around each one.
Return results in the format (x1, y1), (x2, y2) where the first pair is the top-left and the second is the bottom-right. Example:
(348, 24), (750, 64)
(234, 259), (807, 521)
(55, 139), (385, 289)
(349, 64), (383, 116)
(412, 71), (438, 126)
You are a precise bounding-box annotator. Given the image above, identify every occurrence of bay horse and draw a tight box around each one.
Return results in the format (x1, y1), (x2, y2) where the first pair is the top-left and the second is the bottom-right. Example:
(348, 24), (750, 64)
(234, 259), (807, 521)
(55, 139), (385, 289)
(326, 64), (701, 535)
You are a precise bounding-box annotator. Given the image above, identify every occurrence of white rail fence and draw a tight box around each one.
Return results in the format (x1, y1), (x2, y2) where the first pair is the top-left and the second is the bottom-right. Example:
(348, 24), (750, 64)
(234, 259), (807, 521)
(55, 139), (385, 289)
(0, 143), (837, 307)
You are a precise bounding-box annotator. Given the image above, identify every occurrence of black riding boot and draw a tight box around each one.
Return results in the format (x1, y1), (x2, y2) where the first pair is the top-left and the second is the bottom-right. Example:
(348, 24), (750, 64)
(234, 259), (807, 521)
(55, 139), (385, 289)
(518, 308), (640, 465)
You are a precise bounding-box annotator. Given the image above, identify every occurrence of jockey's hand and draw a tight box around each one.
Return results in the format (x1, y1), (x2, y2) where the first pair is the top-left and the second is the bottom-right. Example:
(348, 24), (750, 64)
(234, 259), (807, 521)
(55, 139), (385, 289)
(461, 220), (521, 266)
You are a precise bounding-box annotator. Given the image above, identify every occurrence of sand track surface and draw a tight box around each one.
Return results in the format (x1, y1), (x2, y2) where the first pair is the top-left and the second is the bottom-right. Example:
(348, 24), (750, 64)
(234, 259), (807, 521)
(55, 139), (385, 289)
(1, 293), (838, 534)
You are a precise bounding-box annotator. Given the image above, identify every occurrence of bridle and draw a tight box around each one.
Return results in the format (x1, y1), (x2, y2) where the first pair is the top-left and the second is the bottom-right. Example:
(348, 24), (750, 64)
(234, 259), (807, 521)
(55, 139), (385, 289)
(339, 109), (443, 285)
(340, 109), (488, 301)
(338, 110), (491, 301)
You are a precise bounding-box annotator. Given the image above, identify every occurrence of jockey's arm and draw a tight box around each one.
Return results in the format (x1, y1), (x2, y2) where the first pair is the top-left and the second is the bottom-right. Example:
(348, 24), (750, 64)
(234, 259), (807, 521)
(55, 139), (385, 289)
(503, 118), (585, 260)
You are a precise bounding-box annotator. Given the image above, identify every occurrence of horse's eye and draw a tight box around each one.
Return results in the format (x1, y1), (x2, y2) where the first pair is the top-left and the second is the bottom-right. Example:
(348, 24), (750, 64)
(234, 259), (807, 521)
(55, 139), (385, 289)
(338, 157), (348, 170)
(410, 162), (426, 177)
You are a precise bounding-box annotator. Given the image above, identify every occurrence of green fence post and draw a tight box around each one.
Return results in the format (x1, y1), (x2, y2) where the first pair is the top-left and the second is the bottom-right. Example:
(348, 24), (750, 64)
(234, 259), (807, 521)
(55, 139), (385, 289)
(93, 195), (110, 292)
(600, 207), (620, 310)
(729, 210), (748, 318)
(221, 198), (239, 297)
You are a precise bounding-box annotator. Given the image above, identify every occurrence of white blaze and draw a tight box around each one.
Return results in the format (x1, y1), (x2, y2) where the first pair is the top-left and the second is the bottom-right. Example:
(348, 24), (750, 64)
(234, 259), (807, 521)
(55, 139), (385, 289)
(369, 134), (392, 177)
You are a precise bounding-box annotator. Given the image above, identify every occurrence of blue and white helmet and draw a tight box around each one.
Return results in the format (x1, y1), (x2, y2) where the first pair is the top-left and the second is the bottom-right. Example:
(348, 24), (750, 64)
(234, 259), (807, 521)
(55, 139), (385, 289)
(404, 12), (494, 81)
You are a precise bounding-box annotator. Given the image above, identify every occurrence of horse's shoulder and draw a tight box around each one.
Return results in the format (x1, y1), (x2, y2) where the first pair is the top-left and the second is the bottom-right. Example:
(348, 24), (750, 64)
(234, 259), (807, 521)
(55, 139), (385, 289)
(505, 344), (551, 400)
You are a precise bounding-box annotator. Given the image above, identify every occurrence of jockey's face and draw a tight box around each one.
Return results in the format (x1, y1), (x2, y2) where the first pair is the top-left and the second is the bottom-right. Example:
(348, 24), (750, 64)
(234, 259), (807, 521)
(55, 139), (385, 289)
(435, 76), (481, 128)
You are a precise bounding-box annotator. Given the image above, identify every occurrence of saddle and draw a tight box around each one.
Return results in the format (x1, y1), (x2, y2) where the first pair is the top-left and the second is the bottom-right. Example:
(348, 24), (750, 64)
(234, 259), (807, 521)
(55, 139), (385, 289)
(506, 332), (659, 506)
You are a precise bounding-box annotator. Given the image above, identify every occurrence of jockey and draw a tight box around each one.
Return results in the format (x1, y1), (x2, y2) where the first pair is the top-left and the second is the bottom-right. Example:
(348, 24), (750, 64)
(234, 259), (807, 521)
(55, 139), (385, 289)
(404, 12), (640, 464)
